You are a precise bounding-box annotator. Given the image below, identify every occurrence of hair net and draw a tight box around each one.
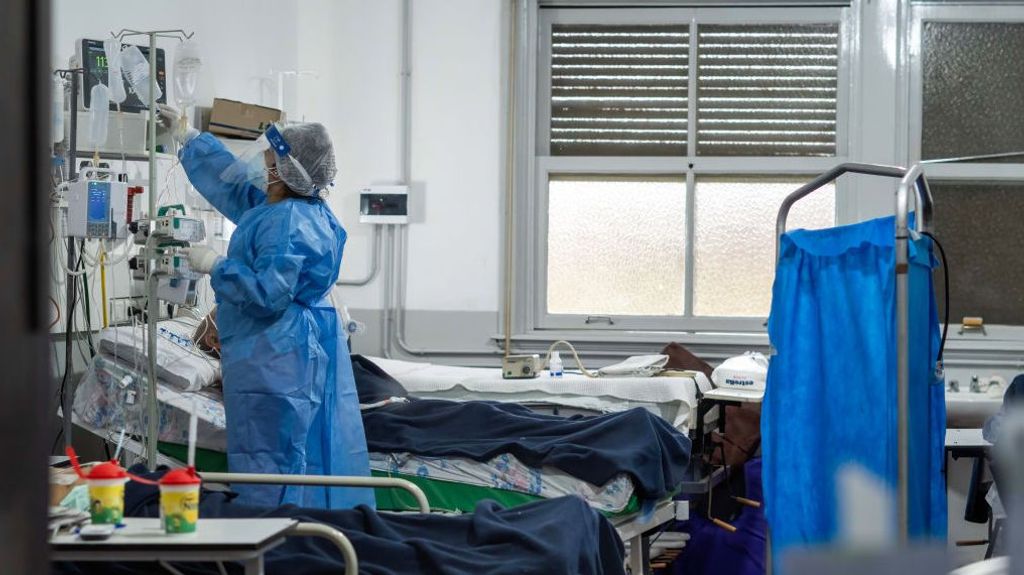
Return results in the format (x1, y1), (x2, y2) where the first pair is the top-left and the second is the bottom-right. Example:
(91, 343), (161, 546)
(278, 122), (337, 196)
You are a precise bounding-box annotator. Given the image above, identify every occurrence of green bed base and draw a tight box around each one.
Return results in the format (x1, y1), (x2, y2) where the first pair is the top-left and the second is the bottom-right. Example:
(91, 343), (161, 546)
(156, 444), (640, 517)
(370, 470), (642, 517)
(157, 443), (228, 472)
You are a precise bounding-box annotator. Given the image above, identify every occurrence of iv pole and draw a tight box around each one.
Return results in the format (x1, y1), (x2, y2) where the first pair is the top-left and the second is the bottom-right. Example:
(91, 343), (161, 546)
(111, 28), (193, 470)
(53, 67), (84, 450)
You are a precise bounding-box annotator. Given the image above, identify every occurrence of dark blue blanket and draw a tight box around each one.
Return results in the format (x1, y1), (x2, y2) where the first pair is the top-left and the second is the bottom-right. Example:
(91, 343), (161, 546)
(55, 468), (625, 575)
(362, 399), (692, 502)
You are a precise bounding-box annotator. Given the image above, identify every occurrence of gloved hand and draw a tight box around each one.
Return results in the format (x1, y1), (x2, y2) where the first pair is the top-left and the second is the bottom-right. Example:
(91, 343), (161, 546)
(187, 245), (224, 275)
(157, 104), (199, 145)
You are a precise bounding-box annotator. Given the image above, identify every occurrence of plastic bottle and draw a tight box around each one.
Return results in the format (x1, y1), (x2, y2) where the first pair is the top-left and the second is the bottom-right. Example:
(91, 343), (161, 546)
(172, 39), (202, 109)
(549, 351), (564, 377)
(51, 75), (65, 144)
(103, 38), (127, 105)
(88, 83), (111, 149)
(120, 45), (162, 106)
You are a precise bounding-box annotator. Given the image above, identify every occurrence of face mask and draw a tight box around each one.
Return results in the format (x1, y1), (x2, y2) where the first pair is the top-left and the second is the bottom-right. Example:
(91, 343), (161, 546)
(247, 164), (282, 193)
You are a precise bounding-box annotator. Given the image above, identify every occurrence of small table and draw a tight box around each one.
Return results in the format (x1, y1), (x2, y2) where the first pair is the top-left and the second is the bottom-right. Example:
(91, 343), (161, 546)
(51, 518), (298, 575)
(946, 428), (992, 453)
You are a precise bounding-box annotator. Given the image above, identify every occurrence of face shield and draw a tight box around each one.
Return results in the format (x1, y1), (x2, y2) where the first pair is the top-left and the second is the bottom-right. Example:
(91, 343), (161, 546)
(219, 123), (314, 193)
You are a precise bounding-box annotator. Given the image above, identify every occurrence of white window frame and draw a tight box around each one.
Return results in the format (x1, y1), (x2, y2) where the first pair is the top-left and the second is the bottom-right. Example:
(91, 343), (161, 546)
(905, 3), (1024, 343)
(518, 5), (855, 336)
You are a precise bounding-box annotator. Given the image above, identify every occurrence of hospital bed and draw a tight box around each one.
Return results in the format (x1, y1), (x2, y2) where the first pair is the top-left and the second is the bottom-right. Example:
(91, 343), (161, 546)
(72, 323), (698, 573)
(365, 355), (716, 435)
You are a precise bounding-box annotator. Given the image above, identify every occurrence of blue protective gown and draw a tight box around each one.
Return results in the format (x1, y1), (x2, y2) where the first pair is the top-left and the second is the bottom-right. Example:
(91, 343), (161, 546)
(180, 133), (374, 509)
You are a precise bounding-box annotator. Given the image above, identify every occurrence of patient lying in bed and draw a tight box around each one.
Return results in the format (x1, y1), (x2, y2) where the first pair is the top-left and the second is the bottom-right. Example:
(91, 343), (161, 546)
(54, 467), (626, 575)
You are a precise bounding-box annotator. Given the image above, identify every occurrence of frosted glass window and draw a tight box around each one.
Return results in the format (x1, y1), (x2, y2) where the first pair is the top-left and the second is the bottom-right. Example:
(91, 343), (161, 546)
(931, 182), (1024, 325)
(547, 177), (686, 315)
(693, 177), (834, 317)
(922, 22), (1024, 161)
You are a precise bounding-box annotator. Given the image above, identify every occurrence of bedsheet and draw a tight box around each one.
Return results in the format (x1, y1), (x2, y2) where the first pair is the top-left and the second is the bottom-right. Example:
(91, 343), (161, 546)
(73, 354), (227, 451)
(363, 399), (691, 503)
(55, 466), (626, 575)
(369, 451), (635, 513)
(366, 355), (708, 430)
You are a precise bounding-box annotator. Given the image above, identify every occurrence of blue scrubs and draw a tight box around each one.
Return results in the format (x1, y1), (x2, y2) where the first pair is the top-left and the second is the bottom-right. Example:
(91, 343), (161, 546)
(180, 133), (374, 509)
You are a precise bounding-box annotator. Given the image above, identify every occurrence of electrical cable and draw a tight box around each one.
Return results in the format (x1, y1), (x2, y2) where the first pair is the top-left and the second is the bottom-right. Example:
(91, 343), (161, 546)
(48, 297), (61, 330)
(543, 340), (598, 378)
(79, 247), (97, 358)
(921, 231), (950, 361)
(54, 244), (85, 451)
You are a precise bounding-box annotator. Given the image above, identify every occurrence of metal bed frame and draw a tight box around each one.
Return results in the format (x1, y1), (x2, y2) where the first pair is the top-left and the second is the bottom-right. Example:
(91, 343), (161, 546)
(193, 471), (431, 575)
(775, 161), (935, 543)
(202, 470), (679, 575)
(614, 499), (683, 575)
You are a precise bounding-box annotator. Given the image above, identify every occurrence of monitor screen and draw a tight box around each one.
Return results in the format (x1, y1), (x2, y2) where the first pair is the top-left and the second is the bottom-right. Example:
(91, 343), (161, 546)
(87, 181), (110, 225)
(81, 39), (166, 113)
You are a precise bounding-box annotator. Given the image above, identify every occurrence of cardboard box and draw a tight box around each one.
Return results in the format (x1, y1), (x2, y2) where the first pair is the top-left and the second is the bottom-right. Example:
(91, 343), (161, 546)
(208, 98), (283, 140)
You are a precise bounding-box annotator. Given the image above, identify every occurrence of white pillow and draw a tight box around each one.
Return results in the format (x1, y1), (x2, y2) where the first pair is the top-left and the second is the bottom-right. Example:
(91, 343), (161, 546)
(97, 319), (220, 392)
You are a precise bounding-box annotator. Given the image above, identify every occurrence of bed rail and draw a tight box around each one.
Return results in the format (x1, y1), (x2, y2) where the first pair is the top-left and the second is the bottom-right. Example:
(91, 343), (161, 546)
(290, 522), (358, 575)
(199, 472), (431, 514)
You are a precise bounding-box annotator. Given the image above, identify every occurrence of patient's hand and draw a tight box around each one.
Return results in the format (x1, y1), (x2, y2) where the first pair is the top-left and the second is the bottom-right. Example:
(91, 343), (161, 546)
(193, 308), (221, 358)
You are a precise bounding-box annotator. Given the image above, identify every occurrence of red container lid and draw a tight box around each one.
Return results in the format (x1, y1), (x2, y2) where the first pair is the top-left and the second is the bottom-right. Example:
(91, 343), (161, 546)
(87, 460), (128, 480)
(160, 467), (201, 486)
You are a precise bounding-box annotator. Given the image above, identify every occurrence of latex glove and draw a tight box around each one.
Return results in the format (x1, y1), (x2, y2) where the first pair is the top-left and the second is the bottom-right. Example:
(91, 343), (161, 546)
(187, 246), (223, 275)
(157, 104), (199, 145)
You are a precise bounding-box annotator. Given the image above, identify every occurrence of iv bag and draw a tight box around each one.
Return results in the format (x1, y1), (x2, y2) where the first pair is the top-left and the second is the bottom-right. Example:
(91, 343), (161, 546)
(103, 38), (127, 105)
(52, 76), (65, 144)
(172, 39), (202, 109)
(88, 84), (111, 148)
(120, 45), (162, 106)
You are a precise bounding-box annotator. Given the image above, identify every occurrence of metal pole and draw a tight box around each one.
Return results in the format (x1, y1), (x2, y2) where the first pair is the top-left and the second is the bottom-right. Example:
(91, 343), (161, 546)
(502, 0), (519, 361)
(145, 32), (159, 470)
(199, 471), (431, 514)
(63, 71), (81, 449)
(894, 163), (922, 544)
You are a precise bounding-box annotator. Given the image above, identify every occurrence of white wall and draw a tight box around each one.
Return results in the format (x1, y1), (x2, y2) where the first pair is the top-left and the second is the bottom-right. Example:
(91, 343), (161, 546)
(296, 0), (403, 310)
(297, 0), (504, 313)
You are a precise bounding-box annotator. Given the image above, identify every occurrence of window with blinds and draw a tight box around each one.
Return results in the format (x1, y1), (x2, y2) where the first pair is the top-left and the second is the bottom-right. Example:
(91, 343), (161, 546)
(550, 24), (689, 156)
(547, 21), (840, 157)
(696, 24), (839, 156)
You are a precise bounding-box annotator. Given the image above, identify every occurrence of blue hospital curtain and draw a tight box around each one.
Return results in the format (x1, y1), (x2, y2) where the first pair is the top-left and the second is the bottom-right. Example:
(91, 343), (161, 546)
(762, 215), (946, 567)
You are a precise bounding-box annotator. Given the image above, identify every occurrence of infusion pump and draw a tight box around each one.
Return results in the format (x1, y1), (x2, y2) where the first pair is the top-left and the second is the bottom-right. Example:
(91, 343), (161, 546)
(65, 166), (131, 240)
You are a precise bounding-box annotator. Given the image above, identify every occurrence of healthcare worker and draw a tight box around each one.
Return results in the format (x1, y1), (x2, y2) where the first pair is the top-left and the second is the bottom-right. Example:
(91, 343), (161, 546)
(159, 105), (374, 510)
